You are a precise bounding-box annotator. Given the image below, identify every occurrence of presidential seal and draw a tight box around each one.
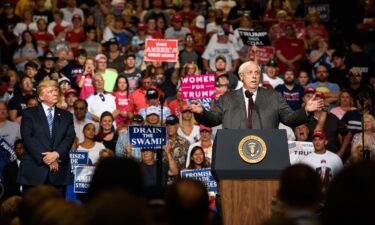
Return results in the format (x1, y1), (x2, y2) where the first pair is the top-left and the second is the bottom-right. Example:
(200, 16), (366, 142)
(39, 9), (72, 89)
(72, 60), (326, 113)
(238, 135), (267, 164)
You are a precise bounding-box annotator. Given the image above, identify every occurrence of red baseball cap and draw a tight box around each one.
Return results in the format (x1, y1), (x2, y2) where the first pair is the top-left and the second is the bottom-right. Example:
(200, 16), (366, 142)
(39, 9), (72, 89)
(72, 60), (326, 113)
(172, 14), (183, 23)
(180, 104), (191, 112)
(53, 25), (66, 35)
(315, 92), (325, 99)
(199, 124), (212, 132)
(312, 130), (326, 139)
(72, 14), (82, 21)
(137, 22), (146, 30)
(64, 88), (78, 97)
(304, 87), (316, 94)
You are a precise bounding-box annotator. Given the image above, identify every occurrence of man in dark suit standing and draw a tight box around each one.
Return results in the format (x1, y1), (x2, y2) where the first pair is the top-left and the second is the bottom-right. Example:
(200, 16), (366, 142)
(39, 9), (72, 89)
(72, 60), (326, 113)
(17, 80), (75, 194)
(191, 61), (324, 129)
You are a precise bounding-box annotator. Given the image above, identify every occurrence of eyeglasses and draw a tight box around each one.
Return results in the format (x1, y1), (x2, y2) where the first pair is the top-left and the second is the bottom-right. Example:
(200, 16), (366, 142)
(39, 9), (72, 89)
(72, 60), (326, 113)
(349, 74), (361, 77)
(317, 70), (328, 74)
(74, 107), (86, 110)
(242, 71), (260, 76)
(99, 94), (105, 102)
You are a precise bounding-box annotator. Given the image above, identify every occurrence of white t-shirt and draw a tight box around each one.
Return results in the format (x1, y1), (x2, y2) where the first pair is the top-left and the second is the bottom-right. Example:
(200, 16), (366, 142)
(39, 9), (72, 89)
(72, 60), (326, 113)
(177, 125), (200, 145)
(13, 22), (38, 37)
(202, 42), (239, 72)
(301, 151), (343, 183)
(61, 7), (84, 23)
(164, 27), (191, 51)
(78, 142), (106, 165)
(86, 93), (117, 119)
(0, 120), (21, 146)
(262, 73), (284, 88)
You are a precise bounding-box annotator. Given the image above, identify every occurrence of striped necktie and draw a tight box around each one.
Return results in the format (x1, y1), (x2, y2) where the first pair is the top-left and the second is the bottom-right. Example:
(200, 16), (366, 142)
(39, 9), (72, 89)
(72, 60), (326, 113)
(47, 107), (53, 136)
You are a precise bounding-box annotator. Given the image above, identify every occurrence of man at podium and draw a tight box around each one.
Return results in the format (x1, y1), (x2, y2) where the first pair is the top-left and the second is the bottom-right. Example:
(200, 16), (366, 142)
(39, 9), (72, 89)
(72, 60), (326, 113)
(191, 61), (324, 129)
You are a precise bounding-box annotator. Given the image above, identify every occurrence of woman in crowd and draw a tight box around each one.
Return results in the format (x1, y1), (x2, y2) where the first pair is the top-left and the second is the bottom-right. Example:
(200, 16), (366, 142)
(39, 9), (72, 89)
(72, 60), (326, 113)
(330, 90), (356, 120)
(348, 115), (375, 164)
(13, 30), (43, 73)
(234, 15), (254, 61)
(297, 70), (311, 88)
(305, 10), (329, 50)
(77, 58), (95, 99)
(95, 111), (118, 152)
(78, 123), (106, 165)
(177, 104), (200, 145)
(66, 14), (85, 55)
(307, 37), (334, 80)
(55, 77), (71, 109)
(263, 0), (293, 25)
(112, 76), (134, 126)
(13, 9), (38, 39)
(187, 146), (208, 169)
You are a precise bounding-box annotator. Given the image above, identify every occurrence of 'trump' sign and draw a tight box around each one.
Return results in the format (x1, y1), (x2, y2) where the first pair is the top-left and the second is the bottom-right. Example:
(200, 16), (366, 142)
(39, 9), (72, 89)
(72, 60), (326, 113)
(145, 39), (178, 62)
(180, 74), (216, 100)
(238, 30), (271, 46)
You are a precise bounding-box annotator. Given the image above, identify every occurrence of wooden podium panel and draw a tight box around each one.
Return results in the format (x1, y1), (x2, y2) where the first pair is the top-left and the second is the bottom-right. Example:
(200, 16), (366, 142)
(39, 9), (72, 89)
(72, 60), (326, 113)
(219, 180), (279, 225)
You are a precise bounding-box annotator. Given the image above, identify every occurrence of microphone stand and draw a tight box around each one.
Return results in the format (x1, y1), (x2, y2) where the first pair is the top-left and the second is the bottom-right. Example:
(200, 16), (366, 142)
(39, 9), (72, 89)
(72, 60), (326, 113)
(157, 96), (166, 186)
(360, 102), (370, 160)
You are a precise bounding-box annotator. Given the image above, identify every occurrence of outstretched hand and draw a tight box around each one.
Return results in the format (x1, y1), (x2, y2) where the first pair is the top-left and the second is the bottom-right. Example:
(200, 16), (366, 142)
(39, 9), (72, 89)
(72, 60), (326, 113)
(305, 94), (325, 112)
(190, 101), (204, 114)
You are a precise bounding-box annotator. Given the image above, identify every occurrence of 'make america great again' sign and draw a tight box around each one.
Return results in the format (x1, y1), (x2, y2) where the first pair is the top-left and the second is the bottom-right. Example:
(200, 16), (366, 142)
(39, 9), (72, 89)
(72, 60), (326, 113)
(144, 39), (178, 62)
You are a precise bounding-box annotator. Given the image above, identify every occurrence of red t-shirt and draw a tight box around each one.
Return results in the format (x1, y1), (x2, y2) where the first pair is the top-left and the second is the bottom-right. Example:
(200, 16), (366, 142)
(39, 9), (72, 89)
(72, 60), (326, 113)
(33, 32), (54, 52)
(275, 36), (305, 74)
(112, 92), (134, 125)
(77, 74), (95, 99)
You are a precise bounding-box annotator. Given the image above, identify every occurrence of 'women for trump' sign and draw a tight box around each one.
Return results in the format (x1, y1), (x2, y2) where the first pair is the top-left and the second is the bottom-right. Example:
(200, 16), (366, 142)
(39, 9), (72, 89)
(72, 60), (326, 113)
(180, 74), (216, 100)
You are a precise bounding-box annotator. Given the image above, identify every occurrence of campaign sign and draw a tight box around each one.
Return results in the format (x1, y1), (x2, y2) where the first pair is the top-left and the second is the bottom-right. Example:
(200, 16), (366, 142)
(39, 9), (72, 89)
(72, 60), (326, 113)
(305, 4), (330, 22)
(288, 141), (314, 164)
(74, 166), (95, 193)
(128, 125), (167, 149)
(180, 168), (218, 193)
(145, 39), (178, 62)
(180, 74), (216, 100)
(238, 30), (271, 46)
(0, 138), (16, 162)
(249, 46), (275, 65)
(70, 150), (89, 173)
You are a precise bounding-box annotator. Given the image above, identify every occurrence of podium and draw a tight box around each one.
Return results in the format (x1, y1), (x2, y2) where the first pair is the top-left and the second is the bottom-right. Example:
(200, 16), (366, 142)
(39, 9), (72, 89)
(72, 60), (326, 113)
(212, 129), (290, 225)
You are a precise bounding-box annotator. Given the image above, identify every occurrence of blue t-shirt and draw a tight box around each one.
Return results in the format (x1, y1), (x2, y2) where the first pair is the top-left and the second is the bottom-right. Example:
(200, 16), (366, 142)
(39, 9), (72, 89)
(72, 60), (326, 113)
(275, 84), (305, 110)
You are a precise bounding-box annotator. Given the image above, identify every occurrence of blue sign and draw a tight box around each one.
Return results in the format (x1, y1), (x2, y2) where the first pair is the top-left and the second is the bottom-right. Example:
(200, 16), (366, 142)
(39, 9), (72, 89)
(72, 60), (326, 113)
(128, 125), (167, 149)
(70, 150), (89, 173)
(0, 138), (16, 179)
(305, 4), (330, 22)
(180, 168), (218, 193)
(73, 166), (95, 193)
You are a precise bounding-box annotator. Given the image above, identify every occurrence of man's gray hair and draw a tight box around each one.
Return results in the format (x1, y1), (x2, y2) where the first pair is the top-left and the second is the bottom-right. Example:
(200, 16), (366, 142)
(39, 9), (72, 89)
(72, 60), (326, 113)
(238, 61), (261, 74)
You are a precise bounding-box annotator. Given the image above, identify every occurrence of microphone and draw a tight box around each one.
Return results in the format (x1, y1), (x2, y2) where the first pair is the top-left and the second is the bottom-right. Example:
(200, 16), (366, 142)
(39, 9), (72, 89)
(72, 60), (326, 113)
(245, 90), (253, 98)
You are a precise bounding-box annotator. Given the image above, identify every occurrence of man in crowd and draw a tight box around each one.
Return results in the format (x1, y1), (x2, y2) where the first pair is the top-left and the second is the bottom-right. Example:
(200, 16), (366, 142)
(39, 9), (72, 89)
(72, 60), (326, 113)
(275, 69), (304, 110)
(0, 101), (21, 147)
(73, 99), (98, 143)
(95, 54), (118, 92)
(301, 131), (343, 189)
(262, 59), (284, 89)
(119, 53), (142, 93)
(86, 73), (117, 122)
(164, 115), (190, 171)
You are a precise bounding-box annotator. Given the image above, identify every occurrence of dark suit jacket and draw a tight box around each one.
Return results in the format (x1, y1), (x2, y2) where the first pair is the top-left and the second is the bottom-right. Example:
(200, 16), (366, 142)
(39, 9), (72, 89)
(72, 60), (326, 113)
(2, 161), (21, 200)
(195, 88), (309, 129)
(17, 104), (75, 186)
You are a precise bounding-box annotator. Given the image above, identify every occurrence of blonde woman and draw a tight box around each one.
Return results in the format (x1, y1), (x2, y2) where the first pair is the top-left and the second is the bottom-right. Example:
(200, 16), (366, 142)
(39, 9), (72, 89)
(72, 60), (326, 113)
(349, 114), (375, 163)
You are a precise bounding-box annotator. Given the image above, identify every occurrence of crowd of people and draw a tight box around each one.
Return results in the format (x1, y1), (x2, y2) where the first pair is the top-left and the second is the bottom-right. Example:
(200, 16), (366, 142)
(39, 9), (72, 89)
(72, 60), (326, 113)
(0, 0), (375, 224)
